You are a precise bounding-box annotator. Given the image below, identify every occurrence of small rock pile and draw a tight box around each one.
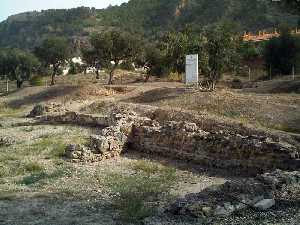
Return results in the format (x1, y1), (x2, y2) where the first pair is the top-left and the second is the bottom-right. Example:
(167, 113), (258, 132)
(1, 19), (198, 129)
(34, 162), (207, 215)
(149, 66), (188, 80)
(65, 109), (139, 162)
(0, 136), (15, 147)
(169, 170), (300, 218)
(28, 103), (67, 117)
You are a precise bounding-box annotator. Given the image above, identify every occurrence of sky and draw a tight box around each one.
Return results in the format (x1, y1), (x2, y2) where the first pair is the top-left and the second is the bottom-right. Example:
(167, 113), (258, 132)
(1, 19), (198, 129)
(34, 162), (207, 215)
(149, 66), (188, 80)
(0, 0), (128, 22)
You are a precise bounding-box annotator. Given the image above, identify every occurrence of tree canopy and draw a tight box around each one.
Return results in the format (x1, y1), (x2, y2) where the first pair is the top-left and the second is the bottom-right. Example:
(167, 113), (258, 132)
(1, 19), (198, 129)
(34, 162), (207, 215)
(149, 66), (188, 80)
(264, 27), (300, 76)
(87, 30), (141, 84)
(35, 37), (69, 85)
(0, 48), (39, 88)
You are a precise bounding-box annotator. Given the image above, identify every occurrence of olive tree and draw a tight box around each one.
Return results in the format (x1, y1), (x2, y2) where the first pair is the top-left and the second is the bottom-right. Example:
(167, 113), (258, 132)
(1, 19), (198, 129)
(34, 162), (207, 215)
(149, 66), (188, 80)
(35, 37), (69, 85)
(0, 48), (39, 88)
(81, 47), (101, 79)
(200, 24), (240, 90)
(89, 30), (140, 84)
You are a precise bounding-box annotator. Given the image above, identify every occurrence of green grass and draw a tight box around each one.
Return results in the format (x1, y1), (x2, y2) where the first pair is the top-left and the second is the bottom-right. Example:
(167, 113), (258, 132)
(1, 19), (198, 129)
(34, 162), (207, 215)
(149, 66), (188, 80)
(0, 191), (17, 201)
(20, 167), (68, 186)
(130, 160), (161, 175)
(104, 160), (177, 224)
(0, 102), (24, 117)
(0, 160), (44, 178)
(24, 161), (44, 173)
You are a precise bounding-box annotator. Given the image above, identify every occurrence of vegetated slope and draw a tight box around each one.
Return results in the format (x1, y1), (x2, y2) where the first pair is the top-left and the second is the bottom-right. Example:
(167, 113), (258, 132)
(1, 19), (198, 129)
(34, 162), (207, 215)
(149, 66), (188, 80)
(99, 0), (299, 35)
(0, 0), (298, 50)
(0, 7), (101, 50)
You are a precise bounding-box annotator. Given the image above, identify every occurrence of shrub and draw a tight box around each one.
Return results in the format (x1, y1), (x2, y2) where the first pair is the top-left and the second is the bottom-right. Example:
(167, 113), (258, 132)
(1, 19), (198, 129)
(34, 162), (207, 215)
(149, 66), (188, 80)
(119, 61), (135, 71)
(29, 76), (44, 86)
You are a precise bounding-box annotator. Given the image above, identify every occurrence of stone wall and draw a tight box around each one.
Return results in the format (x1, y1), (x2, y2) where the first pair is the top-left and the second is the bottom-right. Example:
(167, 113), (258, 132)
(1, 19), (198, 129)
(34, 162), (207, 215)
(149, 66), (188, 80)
(30, 105), (300, 173)
(130, 120), (299, 173)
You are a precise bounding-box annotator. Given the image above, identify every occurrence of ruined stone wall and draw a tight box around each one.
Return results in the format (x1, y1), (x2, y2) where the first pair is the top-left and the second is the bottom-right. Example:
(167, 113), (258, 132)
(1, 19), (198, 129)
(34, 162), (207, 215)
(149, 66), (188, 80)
(30, 105), (299, 173)
(130, 121), (299, 173)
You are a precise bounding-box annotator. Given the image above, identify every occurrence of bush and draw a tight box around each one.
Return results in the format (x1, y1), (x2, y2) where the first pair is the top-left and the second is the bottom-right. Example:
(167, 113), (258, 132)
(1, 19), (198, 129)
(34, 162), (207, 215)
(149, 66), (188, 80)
(168, 72), (182, 82)
(119, 61), (135, 71)
(29, 76), (44, 86)
(231, 78), (243, 89)
(69, 62), (84, 75)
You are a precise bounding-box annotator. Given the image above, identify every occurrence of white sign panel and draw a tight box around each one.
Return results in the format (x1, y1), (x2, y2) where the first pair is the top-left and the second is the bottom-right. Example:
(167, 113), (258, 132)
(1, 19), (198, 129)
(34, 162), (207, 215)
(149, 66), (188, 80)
(185, 54), (199, 85)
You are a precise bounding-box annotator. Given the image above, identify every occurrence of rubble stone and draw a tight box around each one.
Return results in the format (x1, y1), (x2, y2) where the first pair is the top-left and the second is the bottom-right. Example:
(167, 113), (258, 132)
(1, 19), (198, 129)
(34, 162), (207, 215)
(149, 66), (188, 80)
(254, 199), (275, 211)
(168, 170), (300, 219)
(0, 136), (15, 146)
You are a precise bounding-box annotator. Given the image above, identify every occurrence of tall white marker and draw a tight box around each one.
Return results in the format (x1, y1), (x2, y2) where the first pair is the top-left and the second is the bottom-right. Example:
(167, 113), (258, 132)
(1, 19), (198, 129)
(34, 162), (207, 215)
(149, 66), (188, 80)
(185, 54), (199, 85)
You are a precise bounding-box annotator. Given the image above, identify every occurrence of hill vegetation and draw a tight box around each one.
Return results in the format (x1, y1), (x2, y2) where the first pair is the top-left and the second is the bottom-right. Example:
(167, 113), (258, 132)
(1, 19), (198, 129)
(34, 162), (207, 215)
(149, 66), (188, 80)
(0, 0), (299, 50)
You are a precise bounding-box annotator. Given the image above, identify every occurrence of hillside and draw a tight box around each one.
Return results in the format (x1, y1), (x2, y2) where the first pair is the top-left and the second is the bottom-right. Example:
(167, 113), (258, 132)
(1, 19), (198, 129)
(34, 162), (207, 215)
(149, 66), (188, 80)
(0, 0), (299, 50)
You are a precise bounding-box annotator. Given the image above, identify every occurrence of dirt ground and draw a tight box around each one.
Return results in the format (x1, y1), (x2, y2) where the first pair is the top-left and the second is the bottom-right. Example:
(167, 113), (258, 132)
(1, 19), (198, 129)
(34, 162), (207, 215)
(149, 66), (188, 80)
(0, 72), (299, 224)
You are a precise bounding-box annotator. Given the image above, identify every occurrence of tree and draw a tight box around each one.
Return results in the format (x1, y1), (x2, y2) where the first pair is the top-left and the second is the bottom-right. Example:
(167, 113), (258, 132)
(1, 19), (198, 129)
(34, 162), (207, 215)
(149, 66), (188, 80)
(264, 27), (300, 76)
(68, 61), (84, 75)
(200, 24), (240, 90)
(135, 43), (167, 82)
(278, 0), (300, 14)
(89, 30), (140, 84)
(163, 30), (200, 74)
(0, 48), (39, 88)
(35, 37), (69, 85)
(0, 49), (9, 78)
(81, 47), (101, 79)
(143, 45), (167, 82)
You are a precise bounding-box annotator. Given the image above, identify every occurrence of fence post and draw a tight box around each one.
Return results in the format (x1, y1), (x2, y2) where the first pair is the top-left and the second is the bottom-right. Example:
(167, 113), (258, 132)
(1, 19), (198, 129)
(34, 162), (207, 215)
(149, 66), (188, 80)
(5, 75), (9, 93)
(248, 67), (251, 81)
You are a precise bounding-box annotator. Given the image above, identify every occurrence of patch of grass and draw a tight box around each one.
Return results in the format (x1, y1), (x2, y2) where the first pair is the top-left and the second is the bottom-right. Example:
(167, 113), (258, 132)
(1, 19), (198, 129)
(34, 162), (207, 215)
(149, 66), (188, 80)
(0, 102), (23, 117)
(104, 161), (177, 223)
(269, 123), (300, 134)
(130, 160), (161, 175)
(0, 191), (17, 201)
(26, 136), (67, 158)
(0, 163), (10, 178)
(20, 167), (68, 186)
(0, 161), (30, 178)
(47, 140), (67, 158)
(21, 126), (35, 132)
(24, 161), (44, 173)
(223, 110), (241, 118)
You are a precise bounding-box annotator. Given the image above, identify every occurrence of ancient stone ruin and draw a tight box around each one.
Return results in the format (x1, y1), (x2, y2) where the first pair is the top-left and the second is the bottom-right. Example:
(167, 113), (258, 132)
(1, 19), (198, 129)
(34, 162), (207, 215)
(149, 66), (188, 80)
(30, 105), (300, 173)
(28, 103), (300, 218)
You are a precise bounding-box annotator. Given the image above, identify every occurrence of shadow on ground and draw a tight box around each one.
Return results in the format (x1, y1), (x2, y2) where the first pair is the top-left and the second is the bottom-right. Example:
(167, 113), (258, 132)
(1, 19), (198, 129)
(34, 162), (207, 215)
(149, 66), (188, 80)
(7, 86), (79, 109)
(0, 192), (115, 225)
(125, 87), (187, 104)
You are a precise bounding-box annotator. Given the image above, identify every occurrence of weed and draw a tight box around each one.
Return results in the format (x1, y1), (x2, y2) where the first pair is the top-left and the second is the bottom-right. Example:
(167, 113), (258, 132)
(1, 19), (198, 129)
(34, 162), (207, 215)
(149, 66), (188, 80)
(130, 160), (160, 175)
(21, 126), (34, 132)
(24, 161), (44, 173)
(104, 161), (177, 223)
(20, 167), (68, 186)
(223, 110), (241, 118)
(0, 102), (23, 117)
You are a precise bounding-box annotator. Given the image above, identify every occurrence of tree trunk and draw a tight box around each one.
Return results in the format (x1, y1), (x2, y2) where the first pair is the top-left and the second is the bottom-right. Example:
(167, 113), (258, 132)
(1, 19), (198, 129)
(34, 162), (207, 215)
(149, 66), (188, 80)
(144, 73), (151, 83)
(51, 66), (57, 86)
(16, 80), (23, 89)
(108, 63), (118, 85)
(96, 69), (100, 79)
(5, 76), (9, 93)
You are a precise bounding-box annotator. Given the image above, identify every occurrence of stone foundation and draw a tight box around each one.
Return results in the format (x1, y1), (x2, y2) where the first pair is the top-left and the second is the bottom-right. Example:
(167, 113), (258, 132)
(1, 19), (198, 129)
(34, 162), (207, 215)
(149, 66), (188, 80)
(130, 120), (299, 173)
(30, 104), (300, 172)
